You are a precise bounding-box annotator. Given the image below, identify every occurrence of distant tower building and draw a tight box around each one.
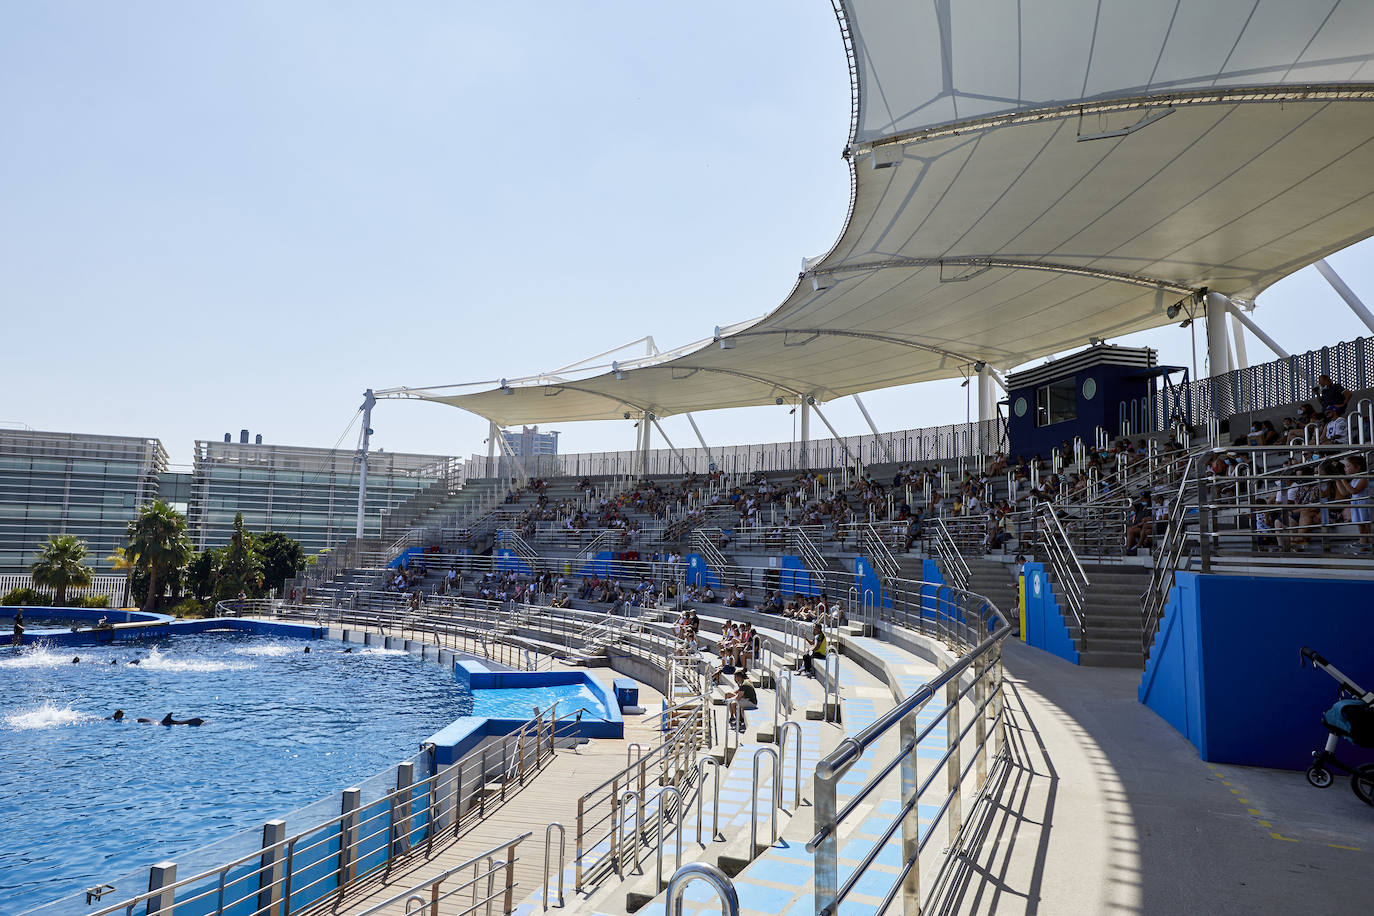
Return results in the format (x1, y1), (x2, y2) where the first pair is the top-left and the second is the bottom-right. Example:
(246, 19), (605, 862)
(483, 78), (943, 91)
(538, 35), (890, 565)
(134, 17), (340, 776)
(500, 426), (559, 458)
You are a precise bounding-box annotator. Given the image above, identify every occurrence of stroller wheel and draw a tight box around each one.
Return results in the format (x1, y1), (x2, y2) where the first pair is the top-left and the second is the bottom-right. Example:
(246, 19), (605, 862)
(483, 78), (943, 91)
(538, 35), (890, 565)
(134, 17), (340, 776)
(1306, 765), (1334, 789)
(1352, 764), (1374, 807)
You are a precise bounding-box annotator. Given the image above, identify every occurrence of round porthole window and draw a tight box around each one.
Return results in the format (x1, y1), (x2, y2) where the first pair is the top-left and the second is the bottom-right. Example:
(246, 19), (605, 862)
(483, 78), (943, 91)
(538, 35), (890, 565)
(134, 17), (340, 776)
(1013, 397), (1028, 417)
(1082, 377), (1097, 400)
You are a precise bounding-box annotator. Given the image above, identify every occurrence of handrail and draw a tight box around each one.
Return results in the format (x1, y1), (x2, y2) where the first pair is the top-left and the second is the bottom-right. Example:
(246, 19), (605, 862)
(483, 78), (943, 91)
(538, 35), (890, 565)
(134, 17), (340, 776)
(807, 580), (1012, 916)
(859, 523), (901, 581)
(353, 833), (529, 916)
(932, 517), (971, 591)
(1036, 503), (1089, 644)
(543, 822), (565, 911)
(665, 862), (740, 916)
(750, 747), (781, 852)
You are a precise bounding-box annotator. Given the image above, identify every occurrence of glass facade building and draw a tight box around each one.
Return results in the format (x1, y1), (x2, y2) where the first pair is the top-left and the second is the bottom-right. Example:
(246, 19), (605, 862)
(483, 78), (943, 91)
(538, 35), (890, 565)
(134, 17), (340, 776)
(0, 429), (168, 573)
(187, 440), (460, 555)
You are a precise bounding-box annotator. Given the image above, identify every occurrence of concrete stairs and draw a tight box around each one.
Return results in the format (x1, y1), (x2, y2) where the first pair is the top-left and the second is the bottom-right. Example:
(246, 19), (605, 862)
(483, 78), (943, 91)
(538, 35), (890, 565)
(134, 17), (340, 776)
(1066, 564), (1149, 668)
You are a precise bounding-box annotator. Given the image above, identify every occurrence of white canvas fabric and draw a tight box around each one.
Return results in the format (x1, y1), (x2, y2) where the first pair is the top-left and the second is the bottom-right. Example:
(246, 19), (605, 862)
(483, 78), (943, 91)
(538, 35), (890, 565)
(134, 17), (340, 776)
(390, 1), (1374, 426)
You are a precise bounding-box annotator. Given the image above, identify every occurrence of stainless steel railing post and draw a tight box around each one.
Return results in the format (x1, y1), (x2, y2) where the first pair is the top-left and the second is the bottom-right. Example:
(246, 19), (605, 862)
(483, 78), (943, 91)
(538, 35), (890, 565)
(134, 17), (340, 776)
(777, 721), (803, 811)
(750, 747), (780, 853)
(945, 676), (963, 846)
(543, 822), (565, 910)
(654, 786), (683, 891)
(695, 756), (722, 844)
(665, 862), (740, 916)
(617, 790), (641, 876)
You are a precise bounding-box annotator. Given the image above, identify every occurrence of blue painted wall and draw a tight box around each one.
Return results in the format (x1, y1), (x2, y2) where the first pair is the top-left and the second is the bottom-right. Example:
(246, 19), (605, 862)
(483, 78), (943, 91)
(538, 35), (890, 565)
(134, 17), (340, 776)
(779, 555), (821, 597)
(1140, 572), (1374, 769)
(684, 554), (721, 589)
(1020, 563), (1080, 665)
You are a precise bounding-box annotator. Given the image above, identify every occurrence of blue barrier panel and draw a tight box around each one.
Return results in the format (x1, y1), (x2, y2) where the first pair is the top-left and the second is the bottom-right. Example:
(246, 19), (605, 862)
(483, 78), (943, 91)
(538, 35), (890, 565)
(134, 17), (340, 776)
(779, 556), (820, 597)
(495, 548), (535, 576)
(353, 799), (393, 876)
(1020, 563), (1079, 665)
(1139, 572), (1374, 769)
(286, 823), (341, 912)
(684, 554), (721, 589)
(920, 559), (944, 620)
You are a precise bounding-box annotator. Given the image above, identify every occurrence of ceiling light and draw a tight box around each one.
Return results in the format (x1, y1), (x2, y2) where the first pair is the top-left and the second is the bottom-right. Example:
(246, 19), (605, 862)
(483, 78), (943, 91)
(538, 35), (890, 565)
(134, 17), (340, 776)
(1179, 318), (1192, 328)
(1167, 301), (1182, 319)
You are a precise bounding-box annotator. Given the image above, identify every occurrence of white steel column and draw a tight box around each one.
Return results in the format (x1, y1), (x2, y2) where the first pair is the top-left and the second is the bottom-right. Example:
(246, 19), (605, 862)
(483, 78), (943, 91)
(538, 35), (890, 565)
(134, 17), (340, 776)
(1224, 302), (1290, 358)
(1229, 314), (1249, 370)
(799, 398), (811, 469)
(853, 393), (894, 462)
(685, 412), (715, 468)
(977, 366), (995, 423)
(651, 418), (691, 473)
(1204, 292), (1234, 376)
(1315, 258), (1374, 334)
(810, 401), (856, 467)
(355, 389), (376, 541)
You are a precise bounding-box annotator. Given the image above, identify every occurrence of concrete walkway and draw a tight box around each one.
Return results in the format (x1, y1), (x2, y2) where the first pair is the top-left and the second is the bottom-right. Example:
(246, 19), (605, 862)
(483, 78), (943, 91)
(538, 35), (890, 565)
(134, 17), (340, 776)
(927, 640), (1374, 915)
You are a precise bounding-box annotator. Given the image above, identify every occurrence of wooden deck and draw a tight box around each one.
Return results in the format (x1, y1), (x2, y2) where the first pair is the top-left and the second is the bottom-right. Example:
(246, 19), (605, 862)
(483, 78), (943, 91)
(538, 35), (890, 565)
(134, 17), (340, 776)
(322, 666), (666, 916)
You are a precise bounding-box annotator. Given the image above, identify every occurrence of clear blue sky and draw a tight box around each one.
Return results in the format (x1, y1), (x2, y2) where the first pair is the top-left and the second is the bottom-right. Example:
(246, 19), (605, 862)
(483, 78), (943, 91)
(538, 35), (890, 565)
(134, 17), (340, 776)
(3, 2), (1372, 468)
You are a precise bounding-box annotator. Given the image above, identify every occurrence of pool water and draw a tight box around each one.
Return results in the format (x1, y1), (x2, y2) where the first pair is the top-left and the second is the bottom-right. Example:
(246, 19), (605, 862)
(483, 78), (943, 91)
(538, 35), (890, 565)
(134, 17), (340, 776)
(472, 682), (609, 721)
(0, 634), (474, 910)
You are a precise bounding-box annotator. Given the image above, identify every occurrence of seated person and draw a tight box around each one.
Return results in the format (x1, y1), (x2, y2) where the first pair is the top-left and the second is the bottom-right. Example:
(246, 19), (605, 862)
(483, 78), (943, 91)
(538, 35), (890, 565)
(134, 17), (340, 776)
(725, 586), (747, 608)
(725, 670), (757, 732)
(800, 623), (828, 677)
(1316, 374), (1352, 415)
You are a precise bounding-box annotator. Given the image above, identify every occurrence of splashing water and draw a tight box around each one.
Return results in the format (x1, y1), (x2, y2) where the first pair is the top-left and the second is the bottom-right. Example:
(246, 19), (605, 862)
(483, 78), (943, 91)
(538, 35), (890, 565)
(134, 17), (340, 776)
(4, 701), (99, 731)
(0, 645), (68, 670)
(137, 647), (252, 674)
(359, 648), (408, 657)
(231, 644), (296, 657)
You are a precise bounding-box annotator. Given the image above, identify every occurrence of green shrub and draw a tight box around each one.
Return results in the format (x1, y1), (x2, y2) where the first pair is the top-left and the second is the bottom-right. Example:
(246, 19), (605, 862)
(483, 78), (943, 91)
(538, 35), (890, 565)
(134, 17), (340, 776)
(75, 595), (111, 608)
(170, 598), (214, 619)
(2, 587), (51, 607)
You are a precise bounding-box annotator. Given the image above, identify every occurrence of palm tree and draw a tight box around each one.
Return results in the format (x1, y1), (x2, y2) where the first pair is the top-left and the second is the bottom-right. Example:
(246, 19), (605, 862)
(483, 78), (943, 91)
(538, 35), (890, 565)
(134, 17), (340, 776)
(31, 535), (94, 606)
(106, 546), (134, 608)
(126, 501), (192, 612)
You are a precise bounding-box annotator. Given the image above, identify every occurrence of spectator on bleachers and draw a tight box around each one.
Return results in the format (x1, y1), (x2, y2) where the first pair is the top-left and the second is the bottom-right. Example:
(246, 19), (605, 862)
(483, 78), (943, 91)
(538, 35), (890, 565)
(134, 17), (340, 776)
(1340, 454), (1371, 552)
(1316, 374), (1352, 415)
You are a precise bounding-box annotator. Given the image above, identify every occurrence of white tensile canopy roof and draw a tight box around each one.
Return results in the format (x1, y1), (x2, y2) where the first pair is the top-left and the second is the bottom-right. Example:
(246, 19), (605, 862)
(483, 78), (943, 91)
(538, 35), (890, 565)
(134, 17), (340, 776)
(382, 0), (1374, 426)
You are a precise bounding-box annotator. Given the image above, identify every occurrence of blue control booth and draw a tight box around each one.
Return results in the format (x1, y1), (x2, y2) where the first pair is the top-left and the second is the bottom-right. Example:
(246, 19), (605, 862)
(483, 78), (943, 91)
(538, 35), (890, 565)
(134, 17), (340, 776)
(1005, 344), (1184, 458)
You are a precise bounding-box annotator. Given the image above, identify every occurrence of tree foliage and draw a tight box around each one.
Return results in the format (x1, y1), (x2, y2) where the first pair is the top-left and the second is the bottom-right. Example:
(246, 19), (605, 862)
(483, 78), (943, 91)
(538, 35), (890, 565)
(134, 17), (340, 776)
(30, 534), (94, 606)
(126, 501), (192, 612)
(254, 531), (306, 594)
(215, 513), (262, 600)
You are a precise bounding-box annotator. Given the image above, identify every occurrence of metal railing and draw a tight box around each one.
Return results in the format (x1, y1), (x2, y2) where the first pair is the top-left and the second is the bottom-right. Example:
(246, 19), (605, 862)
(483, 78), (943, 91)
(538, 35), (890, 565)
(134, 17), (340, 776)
(859, 523), (901, 581)
(808, 585), (1012, 916)
(573, 698), (712, 893)
(353, 833), (529, 916)
(931, 518), (972, 591)
(85, 704), (574, 916)
(1036, 503), (1089, 646)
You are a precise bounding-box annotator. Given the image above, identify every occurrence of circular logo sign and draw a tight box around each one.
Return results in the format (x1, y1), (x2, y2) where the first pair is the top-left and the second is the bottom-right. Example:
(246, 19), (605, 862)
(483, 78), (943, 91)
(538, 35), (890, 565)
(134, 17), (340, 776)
(1082, 377), (1097, 400)
(1013, 397), (1028, 417)
(1032, 573), (1042, 597)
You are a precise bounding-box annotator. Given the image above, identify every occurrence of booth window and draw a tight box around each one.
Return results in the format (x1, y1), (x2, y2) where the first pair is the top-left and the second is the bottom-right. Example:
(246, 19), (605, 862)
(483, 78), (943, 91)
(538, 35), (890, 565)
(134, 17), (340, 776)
(1035, 378), (1077, 427)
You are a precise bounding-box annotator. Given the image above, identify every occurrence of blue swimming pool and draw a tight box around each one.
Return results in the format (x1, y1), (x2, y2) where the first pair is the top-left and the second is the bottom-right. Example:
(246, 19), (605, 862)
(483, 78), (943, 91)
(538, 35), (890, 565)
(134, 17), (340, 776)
(472, 681), (609, 721)
(0, 634), (474, 910)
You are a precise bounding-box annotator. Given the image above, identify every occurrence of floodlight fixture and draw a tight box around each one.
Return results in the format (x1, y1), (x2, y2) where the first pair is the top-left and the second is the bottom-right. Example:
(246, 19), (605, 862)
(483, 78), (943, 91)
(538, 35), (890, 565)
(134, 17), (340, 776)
(1179, 318), (1192, 328)
(775, 397), (785, 406)
(973, 360), (987, 372)
(1167, 301), (1182, 319)
(499, 378), (513, 395)
(612, 361), (624, 381)
(714, 326), (735, 349)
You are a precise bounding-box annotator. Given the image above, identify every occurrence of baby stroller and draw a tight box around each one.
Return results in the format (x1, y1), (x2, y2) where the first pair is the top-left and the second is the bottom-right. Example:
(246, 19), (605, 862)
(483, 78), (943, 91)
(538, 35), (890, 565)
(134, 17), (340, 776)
(1299, 647), (1374, 806)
